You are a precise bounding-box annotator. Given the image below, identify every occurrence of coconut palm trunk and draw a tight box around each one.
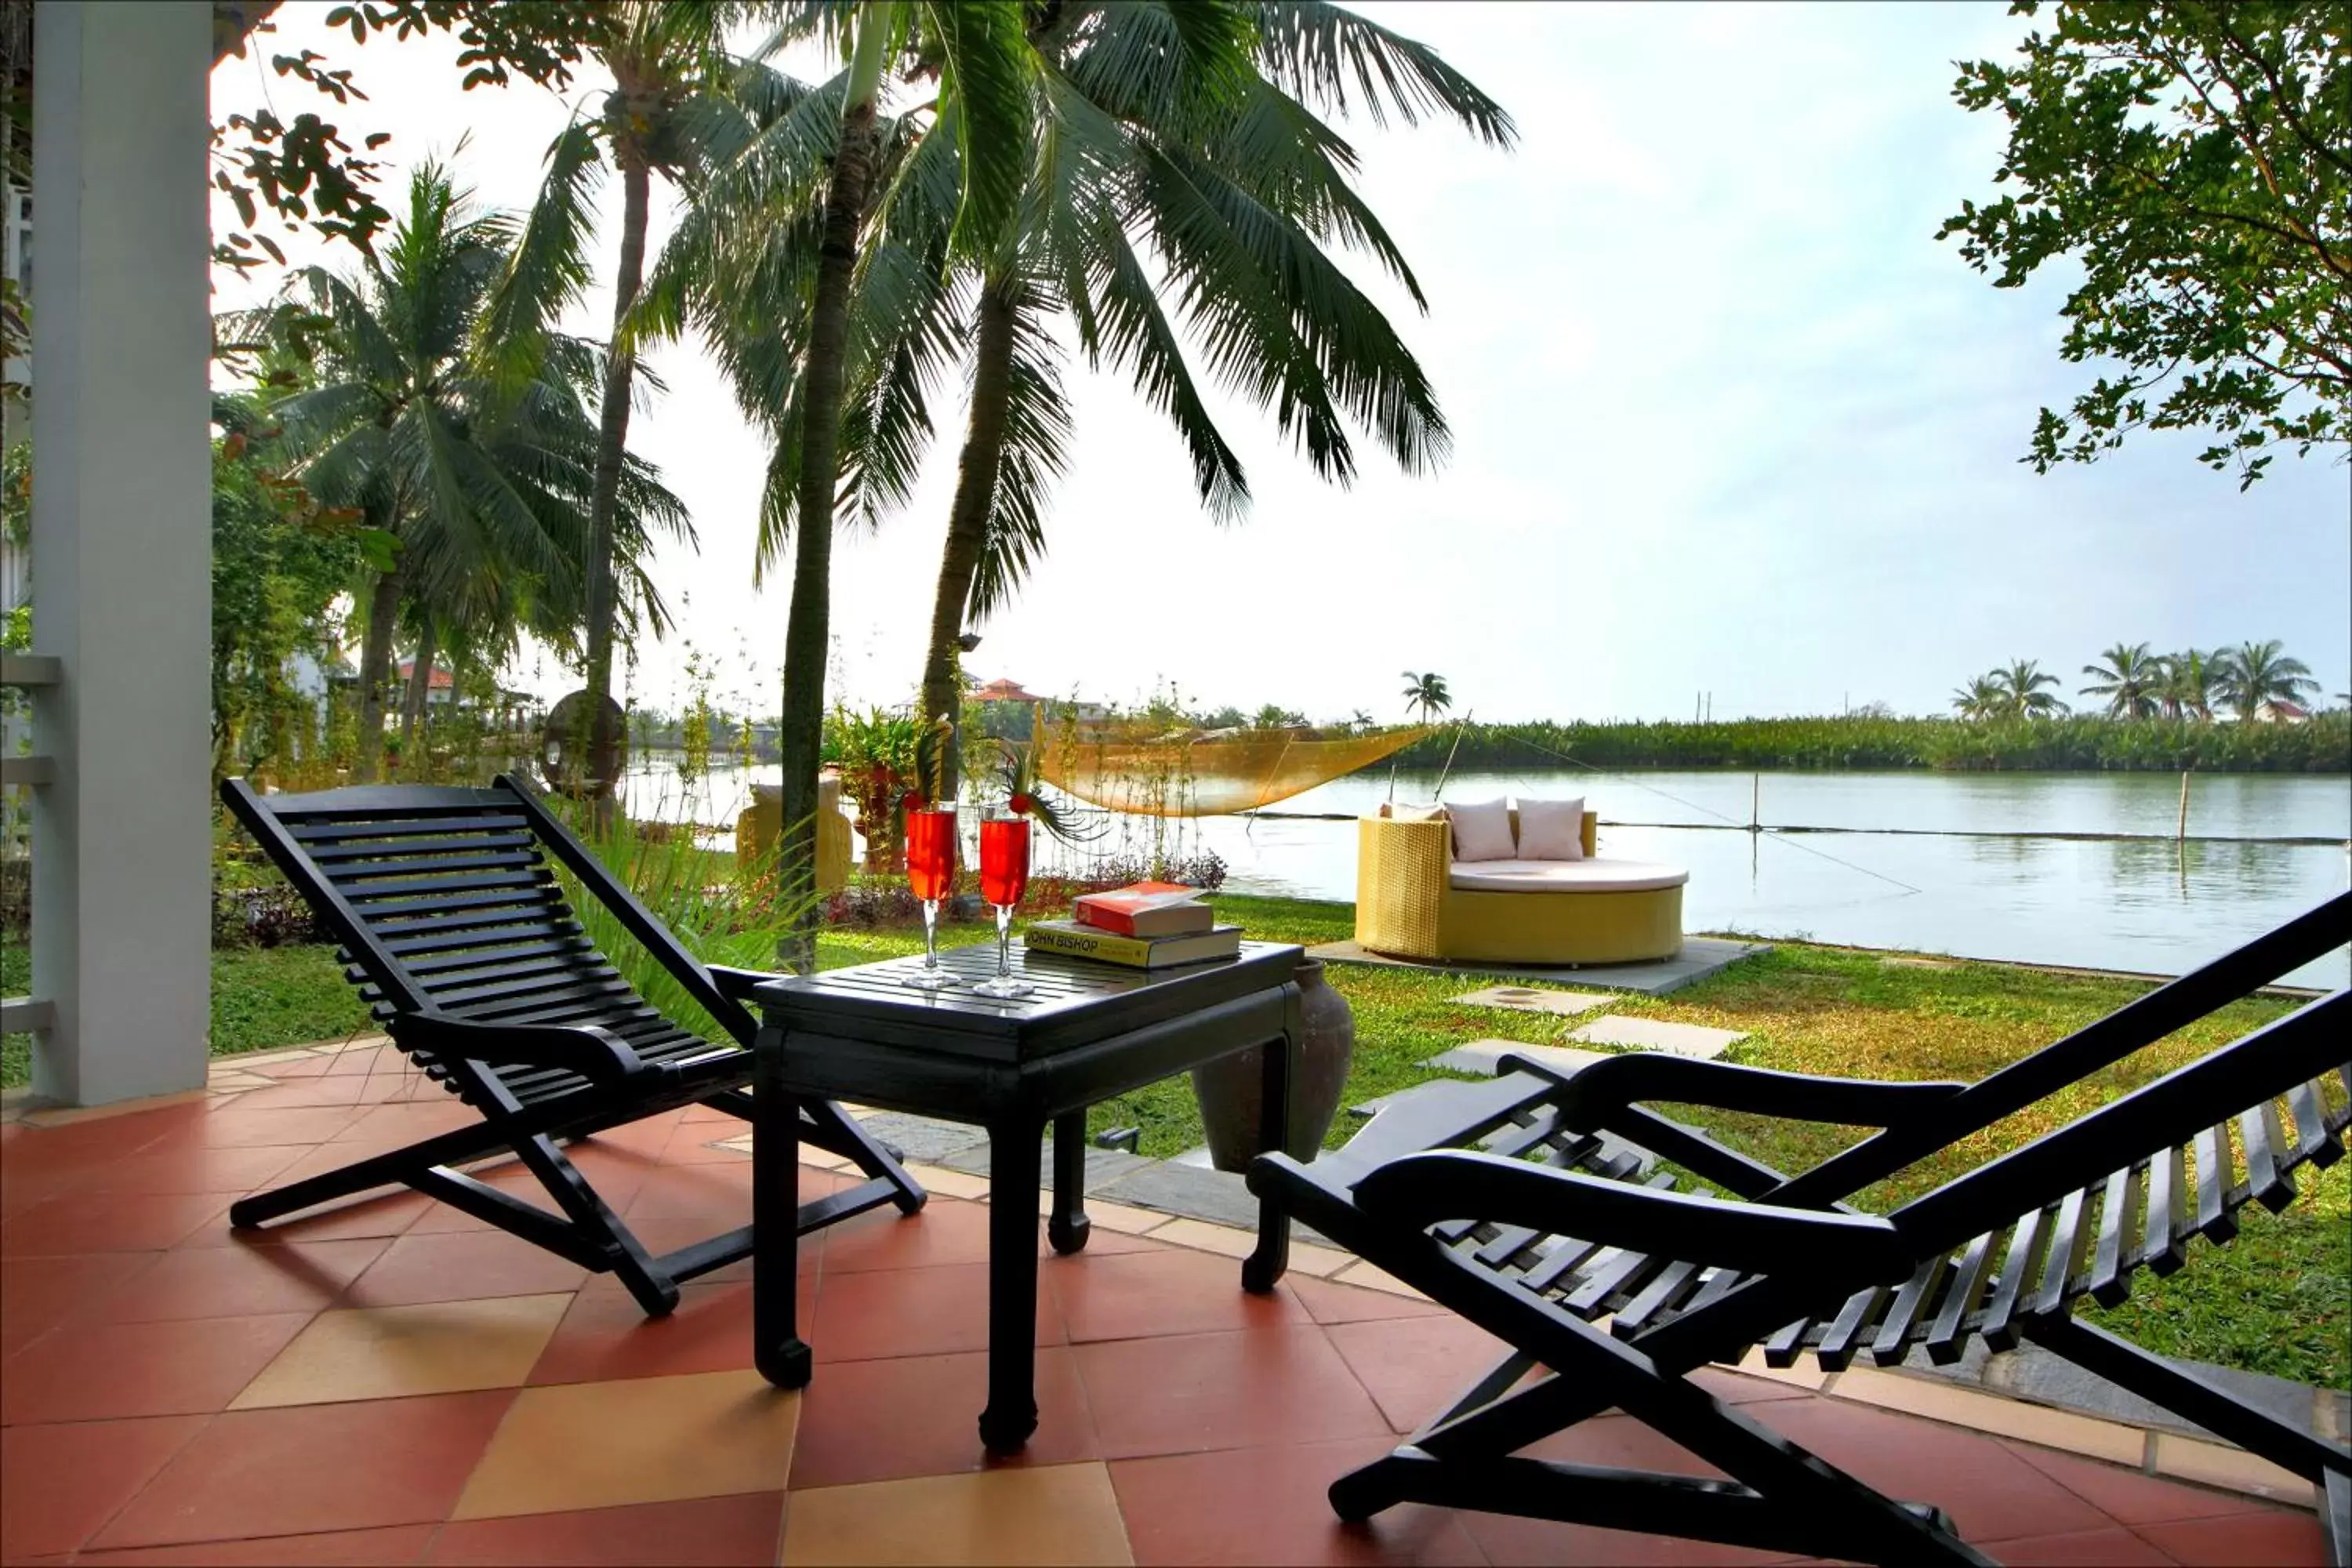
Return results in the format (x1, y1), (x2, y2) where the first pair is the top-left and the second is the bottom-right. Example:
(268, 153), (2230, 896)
(354, 561), (405, 782)
(400, 618), (439, 752)
(580, 149), (652, 767)
(776, 21), (891, 974)
(918, 280), (1020, 798)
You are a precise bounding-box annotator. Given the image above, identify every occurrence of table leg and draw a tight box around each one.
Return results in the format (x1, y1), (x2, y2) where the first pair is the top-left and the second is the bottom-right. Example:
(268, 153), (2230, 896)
(979, 1120), (1044, 1453)
(1047, 1111), (1091, 1255)
(1242, 985), (1299, 1294)
(752, 1029), (813, 1389)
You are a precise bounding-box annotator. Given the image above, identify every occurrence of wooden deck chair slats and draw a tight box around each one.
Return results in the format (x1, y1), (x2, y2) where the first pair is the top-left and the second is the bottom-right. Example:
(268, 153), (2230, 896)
(1251, 892), (2351, 1565)
(220, 774), (925, 1316)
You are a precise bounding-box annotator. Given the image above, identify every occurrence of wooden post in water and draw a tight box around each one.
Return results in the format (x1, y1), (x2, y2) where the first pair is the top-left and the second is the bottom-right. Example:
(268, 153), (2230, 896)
(1751, 773), (1761, 833)
(2177, 769), (2190, 841)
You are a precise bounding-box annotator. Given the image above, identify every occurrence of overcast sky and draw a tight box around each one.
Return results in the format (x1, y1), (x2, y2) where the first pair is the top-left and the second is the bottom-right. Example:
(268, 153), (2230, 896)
(211, 1), (2352, 724)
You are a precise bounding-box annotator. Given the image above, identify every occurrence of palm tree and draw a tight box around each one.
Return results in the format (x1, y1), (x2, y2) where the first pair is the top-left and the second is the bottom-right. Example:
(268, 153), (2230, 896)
(2211, 640), (2319, 720)
(1950, 674), (2005, 721)
(2157, 648), (2220, 720)
(255, 164), (689, 782)
(895, 5), (1512, 791)
(1994, 659), (2067, 720)
(1401, 671), (1452, 724)
(2079, 641), (2162, 718)
(481, 2), (778, 779)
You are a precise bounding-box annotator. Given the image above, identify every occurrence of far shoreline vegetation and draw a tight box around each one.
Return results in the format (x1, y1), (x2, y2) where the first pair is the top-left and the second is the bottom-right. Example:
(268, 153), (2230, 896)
(1385, 711), (2352, 775)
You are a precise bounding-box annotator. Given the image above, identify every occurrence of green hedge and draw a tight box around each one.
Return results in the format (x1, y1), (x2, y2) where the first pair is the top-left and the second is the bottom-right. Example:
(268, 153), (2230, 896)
(1391, 713), (2351, 773)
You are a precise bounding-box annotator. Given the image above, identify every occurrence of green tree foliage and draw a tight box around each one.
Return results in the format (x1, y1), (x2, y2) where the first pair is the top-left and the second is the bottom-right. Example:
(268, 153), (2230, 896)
(1390, 713), (2350, 774)
(1951, 674), (2009, 721)
(207, 395), (380, 780)
(2210, 637), (2321, 719)
(239, 163), (689, 781)
(1940, 2), (2350, 485)
(1401, 670), (1453, 723)
(2079, 641), (2165, 717)
(1994, 658), (2070, 719)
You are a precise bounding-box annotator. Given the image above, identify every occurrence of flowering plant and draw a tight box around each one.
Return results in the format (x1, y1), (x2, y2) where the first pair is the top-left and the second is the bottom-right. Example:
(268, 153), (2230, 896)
(993, 726), (1100, 844)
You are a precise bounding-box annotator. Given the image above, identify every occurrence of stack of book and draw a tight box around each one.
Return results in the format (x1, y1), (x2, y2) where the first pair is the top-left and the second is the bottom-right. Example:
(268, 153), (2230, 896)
(1023, 880), (1242, 968)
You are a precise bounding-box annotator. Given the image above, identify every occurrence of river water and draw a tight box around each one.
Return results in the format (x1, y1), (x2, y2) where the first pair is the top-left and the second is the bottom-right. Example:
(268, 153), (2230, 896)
(622, 760), (2351, 989)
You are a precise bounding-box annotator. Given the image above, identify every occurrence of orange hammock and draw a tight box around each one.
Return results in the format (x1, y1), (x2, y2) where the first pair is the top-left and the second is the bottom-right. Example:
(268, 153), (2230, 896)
(1036, 725), (1434, 817)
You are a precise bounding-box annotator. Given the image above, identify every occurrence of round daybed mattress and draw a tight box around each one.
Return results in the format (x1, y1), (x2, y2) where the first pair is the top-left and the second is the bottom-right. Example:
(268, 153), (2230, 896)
(1446, 858), (1689, 895)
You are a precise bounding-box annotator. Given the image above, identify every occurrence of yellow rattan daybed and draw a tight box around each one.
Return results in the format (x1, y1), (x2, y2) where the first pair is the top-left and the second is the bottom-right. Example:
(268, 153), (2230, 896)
(1355, 806), (1686, 966)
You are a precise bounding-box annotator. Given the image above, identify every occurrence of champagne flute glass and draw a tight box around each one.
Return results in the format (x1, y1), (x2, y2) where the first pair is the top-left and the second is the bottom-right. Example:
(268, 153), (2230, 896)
(971, 809), (1033, 999)
(902, 800), (960, 990)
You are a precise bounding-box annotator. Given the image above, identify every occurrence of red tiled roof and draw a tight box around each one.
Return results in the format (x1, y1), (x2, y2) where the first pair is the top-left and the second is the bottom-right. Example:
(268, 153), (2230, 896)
(971, 677), (1041, 702)
(396, 660), (455, 690)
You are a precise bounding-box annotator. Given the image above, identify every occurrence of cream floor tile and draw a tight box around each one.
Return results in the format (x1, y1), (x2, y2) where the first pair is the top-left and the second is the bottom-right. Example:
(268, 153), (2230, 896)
(1331, 1261), (1429, 1301)
(905, 1162), (993, 1201)
(779, 1461), (1132, 1566)
(1829, 1367), (2145, 1465)
(229, 1293), (572, 1408)
(1730, 1345), (1833, 1391)
(452, 1369), (800, 1519)
(1072, 1200), (1174, 1236)
(2151, 1432), (2318, 1502)
(1146, 1218), (1352, 1276)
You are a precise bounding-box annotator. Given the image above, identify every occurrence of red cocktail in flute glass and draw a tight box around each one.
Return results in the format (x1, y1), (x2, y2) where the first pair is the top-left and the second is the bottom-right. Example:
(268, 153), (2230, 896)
(971, 811), (1033, 999)
(902, 802), (960, 989)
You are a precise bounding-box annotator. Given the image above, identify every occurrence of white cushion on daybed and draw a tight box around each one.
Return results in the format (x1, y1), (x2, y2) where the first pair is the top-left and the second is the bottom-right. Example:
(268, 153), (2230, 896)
(1447, 858), (1688, 894)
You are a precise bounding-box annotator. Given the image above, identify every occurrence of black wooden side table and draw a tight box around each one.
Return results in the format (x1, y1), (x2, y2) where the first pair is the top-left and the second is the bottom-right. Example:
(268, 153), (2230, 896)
(750, 938), (1305, 1452)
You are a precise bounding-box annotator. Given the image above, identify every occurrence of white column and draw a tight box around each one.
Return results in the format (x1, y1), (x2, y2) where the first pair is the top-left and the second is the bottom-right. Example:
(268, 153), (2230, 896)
(27, 2), (213, 1105)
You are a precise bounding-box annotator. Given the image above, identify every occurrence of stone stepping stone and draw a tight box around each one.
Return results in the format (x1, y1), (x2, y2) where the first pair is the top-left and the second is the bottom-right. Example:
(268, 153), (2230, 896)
(1452, 985), (1615, 1017)
(1421, 1040), (1617, 1078)
(1563, 1014), (1745, 1060)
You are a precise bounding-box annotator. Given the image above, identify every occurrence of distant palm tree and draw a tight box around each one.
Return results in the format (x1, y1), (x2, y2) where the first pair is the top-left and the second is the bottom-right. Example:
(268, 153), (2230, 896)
(1349, 709), (1375, 731)
(2211, 640), (2319, 720)
(1995, 659), (2067, 720)
(1401, 671), (1452, 724)
(2079, 641), (2162, 718)
(1951, 674), (2005, 721)
(2156, 648), (2220, 720)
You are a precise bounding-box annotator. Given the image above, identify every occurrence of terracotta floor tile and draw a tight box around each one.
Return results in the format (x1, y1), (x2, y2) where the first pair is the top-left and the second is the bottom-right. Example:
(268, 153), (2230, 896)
(572, 1112), (688, 1162)
(1078, 1327), (1393, 1460)
(452, 1370), (800, 1519)
(810, 1261), (1064, 1363)
(2005, 1440), (2274, 1525)
(779, 1461), (1134, 1566)
(97, 1238), (391, 1323)
(53, 1144), (310, 1200)
(820, 1191), (1001, 1273)
(1051, 1246), (1309, 1343)
(2132, 1508), (2331, 1566)
(74, 1523), (438, 1564)
(2, 1192), (233, 1257)
(1, 1250), (156, 1354)
(1461, 1511), (1794, 1567)
(89, 1391), (516, 1549)
(1287, 1273), (1453, 1327)
(1692, 1365), (1819, 1406)
(230, 1293), (572, 1407)
(615, 1213), (779, 1284)
(401, 1164), (637, 1237)
(182, 1106), (369, 1149)
(1976, 1524), (2180, 1566)
(329, 1102), (483, 1146)
(341, 1229), (589, 1308)
(0, 1311), (314, 1425)
(1520, 1410), (1727, 1480)
(621, 1159), (756, 1225)
(527, 1277), (768, 1385)
(789, 1345), (1099, 1490)
(1324, 1315), (1517, 1433)
(425, 1493), (784, 1566)
(1756, 1396), (2108, 1543)
(0, 1416), (209, 1558)
(180, 1189), (435, 1247)
(1109, 1436), (1486, 1566)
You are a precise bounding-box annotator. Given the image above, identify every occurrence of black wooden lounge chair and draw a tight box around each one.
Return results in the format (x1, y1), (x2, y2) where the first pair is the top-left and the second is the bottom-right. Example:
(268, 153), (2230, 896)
(1251, 893), (2352, 1566)
(221, 774), (924, 1316)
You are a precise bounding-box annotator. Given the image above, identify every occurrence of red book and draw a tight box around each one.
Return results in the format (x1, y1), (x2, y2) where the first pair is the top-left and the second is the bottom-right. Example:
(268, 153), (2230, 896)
(1073, 881), (1216, 938)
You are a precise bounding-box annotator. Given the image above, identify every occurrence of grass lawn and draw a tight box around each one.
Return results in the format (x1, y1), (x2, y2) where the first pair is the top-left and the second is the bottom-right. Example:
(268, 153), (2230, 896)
(5, 891), (2343, 1389)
